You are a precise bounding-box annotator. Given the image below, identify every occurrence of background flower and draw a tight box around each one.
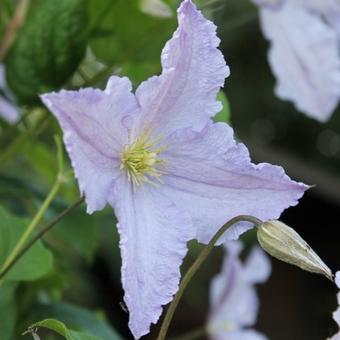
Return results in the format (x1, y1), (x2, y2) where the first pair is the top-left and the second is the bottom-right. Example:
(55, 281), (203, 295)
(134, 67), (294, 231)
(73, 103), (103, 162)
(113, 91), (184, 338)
(0, 65), (19, 123)
(208, 241), (271, 340)
(253, 0), (340, 122)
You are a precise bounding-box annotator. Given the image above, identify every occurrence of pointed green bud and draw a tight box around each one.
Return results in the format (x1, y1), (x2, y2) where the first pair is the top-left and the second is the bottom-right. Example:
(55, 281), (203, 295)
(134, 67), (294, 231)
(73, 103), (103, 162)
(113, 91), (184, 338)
(257, 220), (333, 281)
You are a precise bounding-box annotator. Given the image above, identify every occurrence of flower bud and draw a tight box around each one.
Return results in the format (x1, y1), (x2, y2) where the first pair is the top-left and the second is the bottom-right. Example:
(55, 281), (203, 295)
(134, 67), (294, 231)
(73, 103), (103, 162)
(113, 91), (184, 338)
(257, 220), (333, 281)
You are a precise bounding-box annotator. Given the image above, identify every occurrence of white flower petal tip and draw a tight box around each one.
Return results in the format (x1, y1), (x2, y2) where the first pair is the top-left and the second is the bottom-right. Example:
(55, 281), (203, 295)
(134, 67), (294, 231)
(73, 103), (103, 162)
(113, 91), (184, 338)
(162, 123), (308, 244)
(134, 0), (230, 137)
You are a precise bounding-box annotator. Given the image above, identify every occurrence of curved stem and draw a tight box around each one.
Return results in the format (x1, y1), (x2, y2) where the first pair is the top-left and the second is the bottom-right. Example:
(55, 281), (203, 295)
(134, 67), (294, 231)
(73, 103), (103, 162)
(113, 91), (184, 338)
(156, 215), (263, 340)
(0, 178), (61, 285)
(0, 197), (84, 281)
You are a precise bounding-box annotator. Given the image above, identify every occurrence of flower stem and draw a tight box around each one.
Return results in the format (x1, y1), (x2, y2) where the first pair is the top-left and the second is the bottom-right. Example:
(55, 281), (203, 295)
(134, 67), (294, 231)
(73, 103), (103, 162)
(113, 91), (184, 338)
(0, 135), (66, 284)
(0, 178), (61, 284)
(156, 215), (263, 340)
(0, 197), (84, 281)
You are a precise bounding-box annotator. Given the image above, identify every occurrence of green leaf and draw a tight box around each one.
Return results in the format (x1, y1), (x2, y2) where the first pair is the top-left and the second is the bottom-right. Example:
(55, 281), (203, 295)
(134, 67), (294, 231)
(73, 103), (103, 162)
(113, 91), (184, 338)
(213, 91), (231, 123)
(50, 209), (98, 262)
(32, 302), (122, 340)
(28, 319), (100, 340)
(0, 282), (17, 340)
(88, 0), (176, 81)
(5, 0), (88, 104)
(0, 206), (53, 281)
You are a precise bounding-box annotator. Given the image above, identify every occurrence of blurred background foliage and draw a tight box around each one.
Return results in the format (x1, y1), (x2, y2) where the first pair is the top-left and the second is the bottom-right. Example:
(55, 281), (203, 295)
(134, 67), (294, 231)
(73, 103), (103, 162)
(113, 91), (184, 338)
(0, 0), (339, 339)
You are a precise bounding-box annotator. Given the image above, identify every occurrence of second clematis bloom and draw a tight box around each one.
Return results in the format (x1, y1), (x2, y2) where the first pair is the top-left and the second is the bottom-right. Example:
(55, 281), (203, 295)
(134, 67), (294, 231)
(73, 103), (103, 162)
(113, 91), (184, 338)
(253, 0), (340, 122)
(41, 0), (307, 338)
(208, 242), (271, 340)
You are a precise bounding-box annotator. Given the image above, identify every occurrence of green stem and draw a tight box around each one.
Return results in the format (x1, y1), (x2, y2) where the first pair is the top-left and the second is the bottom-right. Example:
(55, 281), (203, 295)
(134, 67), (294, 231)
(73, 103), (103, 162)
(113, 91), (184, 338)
(0, 178), (62, 281)
(156, 215), (263, 340)
(0, 197), (84, 281)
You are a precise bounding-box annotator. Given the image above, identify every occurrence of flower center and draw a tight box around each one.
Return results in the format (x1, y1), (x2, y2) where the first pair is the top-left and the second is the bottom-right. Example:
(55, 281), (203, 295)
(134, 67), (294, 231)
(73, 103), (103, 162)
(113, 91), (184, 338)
(120, 131), (165, 186)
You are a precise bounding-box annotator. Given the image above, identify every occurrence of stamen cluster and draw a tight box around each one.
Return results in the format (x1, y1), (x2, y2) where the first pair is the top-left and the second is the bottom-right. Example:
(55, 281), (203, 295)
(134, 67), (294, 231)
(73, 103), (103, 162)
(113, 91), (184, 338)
(120, 131), (165, 186)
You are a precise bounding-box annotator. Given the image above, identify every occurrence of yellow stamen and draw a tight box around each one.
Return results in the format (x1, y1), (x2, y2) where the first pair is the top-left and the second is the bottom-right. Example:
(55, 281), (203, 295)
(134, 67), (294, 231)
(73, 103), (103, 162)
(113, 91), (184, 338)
(120, 130), (166, 186)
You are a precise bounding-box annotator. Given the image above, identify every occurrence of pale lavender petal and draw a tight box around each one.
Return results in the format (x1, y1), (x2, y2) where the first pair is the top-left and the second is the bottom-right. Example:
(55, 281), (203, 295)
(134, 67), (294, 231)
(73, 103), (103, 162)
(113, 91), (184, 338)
(244, 247), (271, 284)
(335, 272), (340, 289)
(295, 0), (340, 13)
(210, 244), (259, 328)
(208, 241), (268, 339)
(334, 307), (340, 329)
(0, 96), (19, 123)
(161, 122), (307, 243)
(287, 0), (340, 40)
(41, 76), (139, 213)
(0, 65), (20, 123)
(330, 333), (340, 340)
(112, 176), (194, 339)
(259, 3), (340, 122)
(325, 12), (340, 39)
(132, 0), (229, 139)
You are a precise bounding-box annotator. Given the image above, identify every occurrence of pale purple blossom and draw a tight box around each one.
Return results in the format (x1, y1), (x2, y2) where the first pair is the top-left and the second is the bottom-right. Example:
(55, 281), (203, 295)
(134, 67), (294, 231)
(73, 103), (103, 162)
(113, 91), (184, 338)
(0, 65), (20, 123)
(41, 0), (307, 338)
(253, 0), (340, 122)
(208, 242), (271, 340)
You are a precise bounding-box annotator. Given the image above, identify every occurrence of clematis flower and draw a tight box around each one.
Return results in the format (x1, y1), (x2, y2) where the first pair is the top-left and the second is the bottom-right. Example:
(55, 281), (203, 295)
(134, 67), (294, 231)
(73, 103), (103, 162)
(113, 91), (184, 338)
(329, 272), (340, 340)
(207, 241), (271, 340)
(41, 0), (307, 338)
(0, 64), (20, 123)
(253, 0), (340, 122)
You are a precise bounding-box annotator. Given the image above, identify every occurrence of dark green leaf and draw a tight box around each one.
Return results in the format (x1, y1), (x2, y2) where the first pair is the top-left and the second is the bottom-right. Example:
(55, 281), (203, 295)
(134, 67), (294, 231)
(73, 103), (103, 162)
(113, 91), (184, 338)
(88, 0), (176, 82)
(28, 318), (100, 340)
(50, 209), (98, 262)
(0, 206), (53, 281)
(32, 302), (122, 340)
(5, 0), (88, 104)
